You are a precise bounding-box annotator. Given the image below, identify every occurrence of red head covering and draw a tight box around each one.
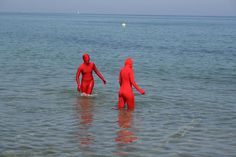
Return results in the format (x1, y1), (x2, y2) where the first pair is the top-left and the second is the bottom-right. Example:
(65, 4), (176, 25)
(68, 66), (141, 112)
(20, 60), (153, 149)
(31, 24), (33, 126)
(83, 53), (90, 63)
(124, 58), (133, 66)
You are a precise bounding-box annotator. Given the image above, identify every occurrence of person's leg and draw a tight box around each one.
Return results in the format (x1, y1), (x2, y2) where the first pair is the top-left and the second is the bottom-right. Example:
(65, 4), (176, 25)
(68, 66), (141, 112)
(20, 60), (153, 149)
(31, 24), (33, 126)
(127, 94), (135, 110)
(87, 80), (94, 94)
(81, 80), (91, 94)
(118, 94), (126, 109)
(80, 81), (86, 93)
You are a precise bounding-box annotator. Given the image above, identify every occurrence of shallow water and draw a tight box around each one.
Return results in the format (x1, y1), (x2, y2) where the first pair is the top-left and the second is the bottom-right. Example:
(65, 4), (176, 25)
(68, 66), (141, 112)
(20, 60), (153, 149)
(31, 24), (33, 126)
(0, 13), (236, 156)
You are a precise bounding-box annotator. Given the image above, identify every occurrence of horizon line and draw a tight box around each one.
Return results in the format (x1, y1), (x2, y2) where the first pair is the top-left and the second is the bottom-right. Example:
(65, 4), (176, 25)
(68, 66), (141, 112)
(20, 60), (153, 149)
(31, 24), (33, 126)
(0, 11), (236, 18)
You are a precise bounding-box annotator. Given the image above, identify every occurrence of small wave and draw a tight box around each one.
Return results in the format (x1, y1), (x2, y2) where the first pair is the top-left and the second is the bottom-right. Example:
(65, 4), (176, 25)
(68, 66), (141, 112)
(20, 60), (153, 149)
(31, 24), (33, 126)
(80, 93), (98, 97)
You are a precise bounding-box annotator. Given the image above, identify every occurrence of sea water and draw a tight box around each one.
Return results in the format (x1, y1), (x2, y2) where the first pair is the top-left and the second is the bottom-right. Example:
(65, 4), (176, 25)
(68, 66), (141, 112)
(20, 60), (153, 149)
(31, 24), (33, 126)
(0, 13), (236, 157)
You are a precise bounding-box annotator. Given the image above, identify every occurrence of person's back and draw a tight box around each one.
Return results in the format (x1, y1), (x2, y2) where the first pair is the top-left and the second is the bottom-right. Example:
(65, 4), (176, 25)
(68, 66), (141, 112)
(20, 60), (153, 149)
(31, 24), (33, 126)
(119, 66), (133, 93)
(118, 58), (145, 110)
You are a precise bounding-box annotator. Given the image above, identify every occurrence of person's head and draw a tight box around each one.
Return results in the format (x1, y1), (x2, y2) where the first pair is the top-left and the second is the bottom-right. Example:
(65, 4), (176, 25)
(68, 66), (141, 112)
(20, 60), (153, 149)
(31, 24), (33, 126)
(83, 53), (90, 64)
(124, 58), (133, 68)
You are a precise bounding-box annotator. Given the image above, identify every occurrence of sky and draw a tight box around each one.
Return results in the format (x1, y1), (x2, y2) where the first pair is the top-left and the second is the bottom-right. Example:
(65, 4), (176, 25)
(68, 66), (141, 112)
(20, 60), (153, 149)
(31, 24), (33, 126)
(0, 0), (236, 16)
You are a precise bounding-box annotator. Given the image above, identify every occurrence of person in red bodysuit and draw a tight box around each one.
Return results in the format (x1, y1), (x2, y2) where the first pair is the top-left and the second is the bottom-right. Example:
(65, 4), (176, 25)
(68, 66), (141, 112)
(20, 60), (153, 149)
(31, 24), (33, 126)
(76, 54), (106, 95)
(118, 58), (145, 110)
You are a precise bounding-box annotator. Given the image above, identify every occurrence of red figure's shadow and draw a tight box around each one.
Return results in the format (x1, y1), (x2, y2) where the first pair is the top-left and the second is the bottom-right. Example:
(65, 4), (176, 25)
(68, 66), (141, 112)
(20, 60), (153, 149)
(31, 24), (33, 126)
(115, 109), (138, 144)
(75, 97), (94, 149)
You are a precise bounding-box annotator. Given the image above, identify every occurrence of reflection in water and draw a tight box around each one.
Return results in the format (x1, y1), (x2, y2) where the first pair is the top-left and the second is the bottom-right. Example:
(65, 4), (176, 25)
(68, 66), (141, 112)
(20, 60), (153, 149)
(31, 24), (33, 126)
(75, 96), (94, 149)
(115, 109), (138, 144)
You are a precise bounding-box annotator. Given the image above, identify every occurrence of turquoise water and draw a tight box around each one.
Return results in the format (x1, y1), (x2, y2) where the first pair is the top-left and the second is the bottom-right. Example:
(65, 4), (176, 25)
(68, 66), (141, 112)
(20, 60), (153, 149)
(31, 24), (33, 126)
(0, 13), (236, 156)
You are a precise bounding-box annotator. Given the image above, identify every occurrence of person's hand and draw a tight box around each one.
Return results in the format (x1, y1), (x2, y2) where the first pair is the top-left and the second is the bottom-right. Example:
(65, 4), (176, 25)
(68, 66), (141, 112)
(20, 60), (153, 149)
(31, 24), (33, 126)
(77, 85), (81, 92)
(140, 89), (145, 95)
(103, 79), (106, 85)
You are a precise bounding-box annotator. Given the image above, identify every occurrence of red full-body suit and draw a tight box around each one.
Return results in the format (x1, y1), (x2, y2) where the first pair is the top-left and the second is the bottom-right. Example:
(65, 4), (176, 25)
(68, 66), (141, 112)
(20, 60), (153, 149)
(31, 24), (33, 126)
(118, 58), (145, 110)
(76, 54), (106, 95)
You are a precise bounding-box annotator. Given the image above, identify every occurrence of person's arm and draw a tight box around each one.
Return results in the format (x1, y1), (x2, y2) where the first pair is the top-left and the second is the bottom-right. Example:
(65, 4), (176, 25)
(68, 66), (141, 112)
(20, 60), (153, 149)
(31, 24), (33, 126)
(129, 69), (145, 95)
(119, 70), (122, 86)
(75, 66), (82, 92)
(93, 63), (106, 84)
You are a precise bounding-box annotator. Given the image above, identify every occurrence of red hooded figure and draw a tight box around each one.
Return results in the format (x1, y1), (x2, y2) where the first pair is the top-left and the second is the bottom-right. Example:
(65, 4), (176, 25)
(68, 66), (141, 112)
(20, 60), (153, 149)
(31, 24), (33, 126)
(118, 58), (145, 110)
(76, 54), (106, 95)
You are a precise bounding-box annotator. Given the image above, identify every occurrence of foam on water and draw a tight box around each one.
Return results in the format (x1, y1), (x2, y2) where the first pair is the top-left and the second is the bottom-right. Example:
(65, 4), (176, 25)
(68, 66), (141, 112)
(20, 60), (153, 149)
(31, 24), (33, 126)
(80, 93), (98, 97)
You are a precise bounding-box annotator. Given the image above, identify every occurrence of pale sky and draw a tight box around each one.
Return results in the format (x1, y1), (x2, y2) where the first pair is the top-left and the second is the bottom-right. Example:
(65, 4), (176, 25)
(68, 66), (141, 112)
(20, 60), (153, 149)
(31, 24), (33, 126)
(0, 0), (236, 16)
